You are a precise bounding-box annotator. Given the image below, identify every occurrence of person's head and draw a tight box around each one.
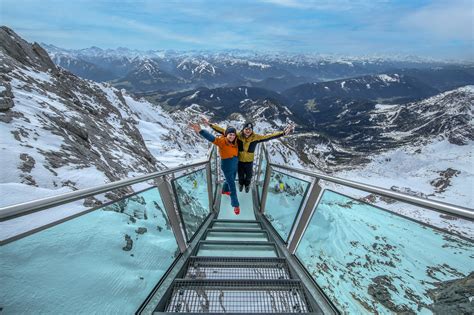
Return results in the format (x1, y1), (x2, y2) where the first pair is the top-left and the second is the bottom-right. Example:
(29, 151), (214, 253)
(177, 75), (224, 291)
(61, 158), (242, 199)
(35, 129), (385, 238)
(241, 121), (253, 137)
(224, 126), (237, 143)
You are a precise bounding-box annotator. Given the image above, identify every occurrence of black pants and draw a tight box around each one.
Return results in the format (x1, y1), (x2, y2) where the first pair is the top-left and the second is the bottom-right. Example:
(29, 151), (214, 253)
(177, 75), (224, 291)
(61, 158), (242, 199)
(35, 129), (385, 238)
(238, 161), (253, 187)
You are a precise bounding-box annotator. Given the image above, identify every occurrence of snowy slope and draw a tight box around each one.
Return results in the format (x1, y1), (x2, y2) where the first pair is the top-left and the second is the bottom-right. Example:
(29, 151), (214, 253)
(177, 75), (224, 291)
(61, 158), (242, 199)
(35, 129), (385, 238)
(0, 27), (209, 240)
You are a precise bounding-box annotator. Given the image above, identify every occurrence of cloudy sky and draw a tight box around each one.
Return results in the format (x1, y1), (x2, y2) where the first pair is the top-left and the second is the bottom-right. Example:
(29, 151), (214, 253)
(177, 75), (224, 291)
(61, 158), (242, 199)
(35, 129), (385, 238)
(1, 0), (473, 60)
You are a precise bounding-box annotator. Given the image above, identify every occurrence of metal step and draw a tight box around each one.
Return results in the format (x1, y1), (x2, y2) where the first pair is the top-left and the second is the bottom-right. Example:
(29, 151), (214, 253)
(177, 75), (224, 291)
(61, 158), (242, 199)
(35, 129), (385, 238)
(210, 220), (262, 230)
(196, 241), (278, 258)
(204, 229), (269, 241)
(165, 279), (312, 313)
(185, 257), (291, 280)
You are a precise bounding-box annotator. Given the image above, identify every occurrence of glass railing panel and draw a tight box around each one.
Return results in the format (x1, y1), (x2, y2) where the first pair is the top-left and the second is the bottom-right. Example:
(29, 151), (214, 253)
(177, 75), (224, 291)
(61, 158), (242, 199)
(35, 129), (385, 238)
(295, 189), (474, 314)
(0, 183), (155, 243)
(172, 168), (210, 241)
(263, 169), (311, 242)
(318, 179), (474, 240)
(0, 187), (179, 314)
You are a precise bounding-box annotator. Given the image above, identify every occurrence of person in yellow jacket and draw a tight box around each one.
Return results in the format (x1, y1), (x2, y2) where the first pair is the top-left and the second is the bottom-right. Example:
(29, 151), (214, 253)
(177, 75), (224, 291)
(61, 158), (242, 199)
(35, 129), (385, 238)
(202, 118), (294, 193)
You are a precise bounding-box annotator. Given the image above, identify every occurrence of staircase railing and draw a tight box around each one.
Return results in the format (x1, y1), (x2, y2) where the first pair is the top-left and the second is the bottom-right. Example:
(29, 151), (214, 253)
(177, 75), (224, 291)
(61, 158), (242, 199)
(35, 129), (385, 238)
(256, 143), (474, 315)
(0, 147), (220, 314)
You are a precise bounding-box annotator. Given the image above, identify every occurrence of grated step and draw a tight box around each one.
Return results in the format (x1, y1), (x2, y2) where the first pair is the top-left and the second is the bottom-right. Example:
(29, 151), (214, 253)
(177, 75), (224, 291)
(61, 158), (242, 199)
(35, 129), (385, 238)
(205, 230), (269, 241)
(185, 257), (291, 280)
(165, 279), (311, 313)
(196, 241), (278, 258)
(211, 221), (262, 230)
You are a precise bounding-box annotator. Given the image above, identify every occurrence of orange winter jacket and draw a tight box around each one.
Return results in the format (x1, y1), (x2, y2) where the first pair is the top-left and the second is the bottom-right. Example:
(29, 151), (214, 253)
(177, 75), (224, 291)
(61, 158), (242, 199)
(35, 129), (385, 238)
(213, 136), (238, 159)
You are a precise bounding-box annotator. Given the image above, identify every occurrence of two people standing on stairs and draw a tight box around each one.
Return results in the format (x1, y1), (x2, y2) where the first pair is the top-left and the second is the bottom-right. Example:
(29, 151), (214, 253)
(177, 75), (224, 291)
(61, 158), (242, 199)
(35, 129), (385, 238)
(202, 118), (294, 193)
(190, 122), (241, 215)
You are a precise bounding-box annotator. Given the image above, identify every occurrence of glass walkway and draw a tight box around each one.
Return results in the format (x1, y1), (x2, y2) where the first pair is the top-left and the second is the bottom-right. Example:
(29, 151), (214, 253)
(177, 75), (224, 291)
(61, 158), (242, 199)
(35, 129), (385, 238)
(0, 145), (473, 314)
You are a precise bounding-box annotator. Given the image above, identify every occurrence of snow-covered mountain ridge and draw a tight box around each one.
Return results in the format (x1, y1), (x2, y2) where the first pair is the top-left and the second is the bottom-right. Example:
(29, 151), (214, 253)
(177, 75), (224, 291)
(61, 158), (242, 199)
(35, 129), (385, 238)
(1, 27), (472, 237)
(43, 43), (474, 94)
(0, 26), (209, 209)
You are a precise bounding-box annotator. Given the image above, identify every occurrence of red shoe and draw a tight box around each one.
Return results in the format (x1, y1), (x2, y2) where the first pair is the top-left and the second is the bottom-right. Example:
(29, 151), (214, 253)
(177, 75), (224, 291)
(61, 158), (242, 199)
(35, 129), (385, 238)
(234, 207), (240, 215)
(222, 191), (231, 196)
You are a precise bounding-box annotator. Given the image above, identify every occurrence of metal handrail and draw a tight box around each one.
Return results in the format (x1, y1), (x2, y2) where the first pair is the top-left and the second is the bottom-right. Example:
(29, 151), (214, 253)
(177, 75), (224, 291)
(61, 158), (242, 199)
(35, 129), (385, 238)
(269, 162), (474, 220)
(0, 158), (210, 221)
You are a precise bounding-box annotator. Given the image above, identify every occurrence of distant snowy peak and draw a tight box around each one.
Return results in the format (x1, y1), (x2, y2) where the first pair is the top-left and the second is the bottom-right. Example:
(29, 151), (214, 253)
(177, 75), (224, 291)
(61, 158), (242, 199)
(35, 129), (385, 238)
(131, 58), (164, 77)
(376, 74), (401, 84)
(373, 85), (474, 145)
(177, 58), (216, 75)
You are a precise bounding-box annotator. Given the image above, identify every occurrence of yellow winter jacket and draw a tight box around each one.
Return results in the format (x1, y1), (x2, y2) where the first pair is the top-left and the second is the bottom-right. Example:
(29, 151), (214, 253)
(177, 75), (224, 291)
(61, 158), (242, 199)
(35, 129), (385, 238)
(210, 124), (285, 162)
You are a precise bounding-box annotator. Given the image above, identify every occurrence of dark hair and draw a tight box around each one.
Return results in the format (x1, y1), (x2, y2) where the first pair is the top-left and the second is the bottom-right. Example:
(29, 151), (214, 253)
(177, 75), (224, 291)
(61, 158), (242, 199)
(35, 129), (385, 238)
(242, 121), (254, 132)
(224, 126), (237, 144)
(225, 126), (237, 135)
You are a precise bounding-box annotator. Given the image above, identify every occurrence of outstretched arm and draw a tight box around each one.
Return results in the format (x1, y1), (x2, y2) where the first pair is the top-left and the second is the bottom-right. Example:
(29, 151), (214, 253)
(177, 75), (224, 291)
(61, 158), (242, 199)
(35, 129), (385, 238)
(201, 117), (225, 134)
(252, 130), (285, 143)
(199, 129), (216, 143)
(255, 124), (295, 142)
(190, 122), (216, 143)
(252, 124), (295, 143)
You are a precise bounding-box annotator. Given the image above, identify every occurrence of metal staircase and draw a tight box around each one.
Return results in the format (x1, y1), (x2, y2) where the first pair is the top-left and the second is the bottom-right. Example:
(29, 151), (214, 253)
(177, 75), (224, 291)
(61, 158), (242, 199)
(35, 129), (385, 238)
(1, 145), (472, 315)
(158, 219), (319, 313)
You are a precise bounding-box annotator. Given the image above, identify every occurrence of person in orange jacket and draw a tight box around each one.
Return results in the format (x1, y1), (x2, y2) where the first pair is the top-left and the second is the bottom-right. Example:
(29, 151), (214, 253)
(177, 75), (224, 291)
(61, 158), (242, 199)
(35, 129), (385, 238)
(190, 122), (241, 215)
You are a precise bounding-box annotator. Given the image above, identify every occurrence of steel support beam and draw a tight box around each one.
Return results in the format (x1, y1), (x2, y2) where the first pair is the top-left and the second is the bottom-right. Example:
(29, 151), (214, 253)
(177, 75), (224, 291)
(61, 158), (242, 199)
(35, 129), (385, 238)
(156, 176), (187, 253)
(287, 180), (323, 254)
(259, 147), (272, 214)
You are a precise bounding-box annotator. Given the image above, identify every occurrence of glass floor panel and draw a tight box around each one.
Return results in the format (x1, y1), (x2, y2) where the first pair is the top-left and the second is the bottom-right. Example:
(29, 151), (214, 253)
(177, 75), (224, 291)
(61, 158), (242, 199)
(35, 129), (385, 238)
(218, 189), (256, 220)
(212, 222), (261, 229)
(205, 231), (269, 241)
(197, 244), (277, 257)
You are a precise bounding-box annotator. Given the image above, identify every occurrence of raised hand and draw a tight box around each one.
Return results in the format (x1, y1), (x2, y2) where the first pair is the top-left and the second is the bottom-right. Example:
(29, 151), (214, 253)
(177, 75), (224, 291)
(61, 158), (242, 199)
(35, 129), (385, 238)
(189, 122), (202, 133)
(201, 117), (210, 126)
(284, 123), (295, 135)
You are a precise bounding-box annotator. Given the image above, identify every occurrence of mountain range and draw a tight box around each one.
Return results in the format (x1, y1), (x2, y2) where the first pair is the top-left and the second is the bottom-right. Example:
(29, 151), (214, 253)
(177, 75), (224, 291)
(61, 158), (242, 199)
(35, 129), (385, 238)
(43, 43), (474, 94)
(1, 26), (473, 239)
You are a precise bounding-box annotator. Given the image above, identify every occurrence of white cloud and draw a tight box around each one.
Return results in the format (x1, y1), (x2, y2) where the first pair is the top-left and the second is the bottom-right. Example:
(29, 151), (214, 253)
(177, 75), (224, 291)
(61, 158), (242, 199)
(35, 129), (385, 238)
(259, 0), (309, 8)
(400, 0), (474, 40)
(112, 17), (205, 45)
(259, 0), (388, 11)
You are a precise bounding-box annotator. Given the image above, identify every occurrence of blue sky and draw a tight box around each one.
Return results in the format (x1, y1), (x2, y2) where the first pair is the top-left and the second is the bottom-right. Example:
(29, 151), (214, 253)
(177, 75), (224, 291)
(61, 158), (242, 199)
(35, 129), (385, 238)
(1, 0), (472, 60)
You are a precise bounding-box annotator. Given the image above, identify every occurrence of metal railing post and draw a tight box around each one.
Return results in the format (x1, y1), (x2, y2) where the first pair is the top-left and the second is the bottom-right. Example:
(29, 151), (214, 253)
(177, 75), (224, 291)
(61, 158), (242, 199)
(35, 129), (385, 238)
(287, 179), (323, 254)
(156, 176), (187, 253)
(255, 145), (263, 185)
(205, 161), (214, 213)
(259, 147), (272, 214)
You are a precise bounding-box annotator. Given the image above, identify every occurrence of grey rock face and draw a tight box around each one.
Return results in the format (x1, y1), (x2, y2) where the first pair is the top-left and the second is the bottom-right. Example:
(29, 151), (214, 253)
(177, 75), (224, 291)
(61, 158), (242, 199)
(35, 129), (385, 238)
(19, 153), (35, 173)
(122, 234), (133, 251)
(0, 26), (57, 73)
(367, 275), (415, 314)
(0, 81), (14, 111)
(0, 27), (172, 205)
(135, 227), (147, 234)
(430, 168), (461, 193)
(428, 272), (474, 314)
